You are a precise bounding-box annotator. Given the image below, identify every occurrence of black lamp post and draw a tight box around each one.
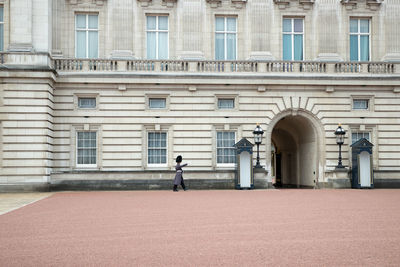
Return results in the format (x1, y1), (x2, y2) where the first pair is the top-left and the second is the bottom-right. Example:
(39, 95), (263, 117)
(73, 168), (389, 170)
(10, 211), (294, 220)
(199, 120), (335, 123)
(334, 124), (346, 168)
(253, 123), (264, 168)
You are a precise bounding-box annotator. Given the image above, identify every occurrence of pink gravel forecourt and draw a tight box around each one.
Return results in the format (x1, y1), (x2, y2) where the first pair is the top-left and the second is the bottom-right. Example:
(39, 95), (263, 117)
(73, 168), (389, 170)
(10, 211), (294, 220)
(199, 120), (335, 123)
(1, 189), (400, 266)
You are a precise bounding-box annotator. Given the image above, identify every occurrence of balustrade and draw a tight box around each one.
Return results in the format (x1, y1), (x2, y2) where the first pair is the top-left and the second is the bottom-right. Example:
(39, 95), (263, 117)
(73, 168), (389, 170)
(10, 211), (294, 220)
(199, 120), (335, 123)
(2, 53), (398, 76)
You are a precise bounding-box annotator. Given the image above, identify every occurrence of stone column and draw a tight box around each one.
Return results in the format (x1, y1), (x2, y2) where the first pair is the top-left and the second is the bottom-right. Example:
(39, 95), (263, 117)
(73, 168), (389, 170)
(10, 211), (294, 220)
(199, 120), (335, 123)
(9, 0), (33, 52)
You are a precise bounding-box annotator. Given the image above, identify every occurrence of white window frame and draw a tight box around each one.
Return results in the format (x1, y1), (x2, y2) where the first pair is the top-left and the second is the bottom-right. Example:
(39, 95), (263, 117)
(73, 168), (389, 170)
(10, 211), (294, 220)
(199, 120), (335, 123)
(76, 131), (97, 168)
(351, 131), (371, 145)
(215, 16), (237, 60)
(216, 131), (236, 167)
(349, 18), (371, 62)
(74, 94), (99, 110)
(75, 13), (99, 59)
(217, 98), (235, 109)
(146, 15), (169, 59)
(351, 95), (374, 112)
(352, 99), (369, 110)
(78, 97), (97, 109)
(147, 131), (168, 167)
(149, 98), (167, 109)
(282, 17), (304, 61)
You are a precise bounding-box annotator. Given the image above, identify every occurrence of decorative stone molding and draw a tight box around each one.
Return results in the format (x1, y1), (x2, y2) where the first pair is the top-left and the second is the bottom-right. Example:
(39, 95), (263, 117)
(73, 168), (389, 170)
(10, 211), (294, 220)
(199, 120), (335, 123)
(137, 0), (152, 7)
(341, 0), (384, 11)
(162, 0), (177, 8)
(273, 0), (314, 10)
(231, 0), (247, 9)
(206, 0), (222, 8)
(67, 0), (106, 5)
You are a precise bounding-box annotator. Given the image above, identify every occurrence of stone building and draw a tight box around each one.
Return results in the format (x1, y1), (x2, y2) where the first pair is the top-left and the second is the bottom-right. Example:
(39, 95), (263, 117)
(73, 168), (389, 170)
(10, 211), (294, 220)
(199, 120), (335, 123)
(0, 0), (399, 191)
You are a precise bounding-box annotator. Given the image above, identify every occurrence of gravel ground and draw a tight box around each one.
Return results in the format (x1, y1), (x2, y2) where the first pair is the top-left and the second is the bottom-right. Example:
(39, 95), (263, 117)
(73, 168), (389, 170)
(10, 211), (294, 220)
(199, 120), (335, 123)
(1, 189), (399, 266)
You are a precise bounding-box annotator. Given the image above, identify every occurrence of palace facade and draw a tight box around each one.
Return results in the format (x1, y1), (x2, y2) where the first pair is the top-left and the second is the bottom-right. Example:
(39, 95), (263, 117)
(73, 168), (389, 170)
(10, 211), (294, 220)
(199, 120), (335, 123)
(0, 0), (399, 191)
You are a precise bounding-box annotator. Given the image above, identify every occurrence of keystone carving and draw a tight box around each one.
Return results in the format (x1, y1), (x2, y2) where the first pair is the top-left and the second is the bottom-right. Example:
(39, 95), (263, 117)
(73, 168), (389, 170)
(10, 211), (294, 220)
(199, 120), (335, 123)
(206, 0), (222, 8)
(231, 0), (247, 9)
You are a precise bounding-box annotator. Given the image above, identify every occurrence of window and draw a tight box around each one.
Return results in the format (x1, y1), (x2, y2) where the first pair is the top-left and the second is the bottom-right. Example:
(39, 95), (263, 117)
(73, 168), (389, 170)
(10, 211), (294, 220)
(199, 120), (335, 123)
(215, 17), (237, 60)
(77, 131), (97, 167)
(283, 18), (304, 61)
(217, 132), (236, 164)
(147, 15), (168, 59)
(76, 14), (98, 58)
(350, 18), (370, 61)
(353, 99), (369, 110)
(218, 99), (234, 109)
(352, 132), (370, 144)
(78, 97), (96, 109)
(0, 6), (3, 51)
(149, 98), (166, 109)
(148, 132), (167, 165)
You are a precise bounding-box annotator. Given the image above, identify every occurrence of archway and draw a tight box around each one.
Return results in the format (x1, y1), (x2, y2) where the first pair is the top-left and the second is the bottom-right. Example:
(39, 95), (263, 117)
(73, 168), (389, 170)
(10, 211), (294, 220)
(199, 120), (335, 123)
(266, 109), (325, 188)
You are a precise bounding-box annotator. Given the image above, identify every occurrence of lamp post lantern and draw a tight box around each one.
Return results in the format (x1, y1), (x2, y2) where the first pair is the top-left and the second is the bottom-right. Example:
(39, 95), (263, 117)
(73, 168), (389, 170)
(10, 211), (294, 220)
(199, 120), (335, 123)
(334, 124), (346, 168)
(253, 123), (264, 168)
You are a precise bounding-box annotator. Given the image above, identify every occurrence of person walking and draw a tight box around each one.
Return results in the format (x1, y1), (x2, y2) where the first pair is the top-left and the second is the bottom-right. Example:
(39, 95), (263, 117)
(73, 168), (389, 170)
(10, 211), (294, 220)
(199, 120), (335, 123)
(173, 155), (188, 192)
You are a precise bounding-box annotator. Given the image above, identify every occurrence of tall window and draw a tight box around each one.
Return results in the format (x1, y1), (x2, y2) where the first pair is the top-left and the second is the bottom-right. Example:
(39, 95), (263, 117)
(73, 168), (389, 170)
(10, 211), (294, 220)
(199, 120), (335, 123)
(352, 132), (370, 144)
(0, 6), (3, 51)
(217, 132), (236, 164)
(283, 18), (304, 61)
(350, 18), (370, 61)
(148, 132), (167, 165)
(76, 14), (98, 58)
(147, 16), (168, 59)
(215, 17), (237, 60)
(77, 132), (97, 167)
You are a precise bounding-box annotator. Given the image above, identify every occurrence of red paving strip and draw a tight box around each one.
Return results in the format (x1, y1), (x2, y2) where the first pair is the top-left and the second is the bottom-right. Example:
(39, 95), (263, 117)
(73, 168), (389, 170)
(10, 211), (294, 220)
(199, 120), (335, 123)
(1, 189), (400, 266)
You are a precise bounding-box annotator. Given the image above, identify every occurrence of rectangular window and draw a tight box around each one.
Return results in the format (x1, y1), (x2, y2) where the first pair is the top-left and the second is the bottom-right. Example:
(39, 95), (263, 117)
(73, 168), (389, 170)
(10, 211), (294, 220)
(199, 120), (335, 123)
(215, 17), (237, 60)
(0, 6), (3, 51)
(77, 131), (97, 167)
(217, 132), (236, 164)
(350, 18), (370, 61)
(218, 99), (234, 109)
(353, 99), (369, 110)
(148, 132), (167, 165)
(149, 98), (166, 109)
(147, 15), (168, 59)
(352, 132), (370, 144)
(283, 18), (304, 61)
(78, 97), (96, 109)
(76, 14), (98, 58)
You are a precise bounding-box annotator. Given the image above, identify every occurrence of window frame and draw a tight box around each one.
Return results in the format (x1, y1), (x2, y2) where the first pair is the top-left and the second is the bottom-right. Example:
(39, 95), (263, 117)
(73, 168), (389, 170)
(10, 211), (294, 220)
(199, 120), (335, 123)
(149, 98), (167, 109)
(282, 17), (304, 61)
(78, 97), (97, 109)
(215, 16), (237, 60)
(352, 99), (369, 110)
(76, 131), (97, 168)
(216, 131), (236, 167)
(147, 131), (168, 167)
(217, 98), (235, 110)
(75, 13), (99, 59)
(351, 131), (371, 145)
(349, 18), (371, 62)
(146, 15), (169, 59)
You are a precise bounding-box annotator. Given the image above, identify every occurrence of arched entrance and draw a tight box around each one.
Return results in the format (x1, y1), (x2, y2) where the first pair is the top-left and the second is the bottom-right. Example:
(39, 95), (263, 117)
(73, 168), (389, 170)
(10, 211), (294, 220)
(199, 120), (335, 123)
(266, 109), (325, 188)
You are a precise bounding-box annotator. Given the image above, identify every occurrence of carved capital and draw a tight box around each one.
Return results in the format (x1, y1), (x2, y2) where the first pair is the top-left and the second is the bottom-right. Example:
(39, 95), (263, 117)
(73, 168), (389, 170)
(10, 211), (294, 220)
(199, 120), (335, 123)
(273, 0), (314, 10)
(67, 0), (106, 5)
(162, 0), (177, 8)
(341, 0), (384, 11)
(231, 0), (247, 9)
(206, 0), (222, 8)
(137, 0), (152, 7)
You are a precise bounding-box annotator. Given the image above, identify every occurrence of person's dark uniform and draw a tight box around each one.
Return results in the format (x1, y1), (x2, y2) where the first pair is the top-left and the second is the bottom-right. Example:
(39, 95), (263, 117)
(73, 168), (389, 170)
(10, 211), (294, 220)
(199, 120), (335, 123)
(173, 155), (187, 191)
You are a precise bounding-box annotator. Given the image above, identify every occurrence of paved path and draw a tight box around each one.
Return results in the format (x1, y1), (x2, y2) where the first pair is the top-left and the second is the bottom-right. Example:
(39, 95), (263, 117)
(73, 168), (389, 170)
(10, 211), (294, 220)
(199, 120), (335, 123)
(0, 192), (53, 215)
(1, 189), (400, 266)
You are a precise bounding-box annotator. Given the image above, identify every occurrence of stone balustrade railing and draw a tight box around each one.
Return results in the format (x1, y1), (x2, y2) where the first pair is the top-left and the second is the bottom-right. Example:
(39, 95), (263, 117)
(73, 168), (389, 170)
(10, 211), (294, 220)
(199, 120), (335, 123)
(52, 58), (398, 75)
(0, 53), (398, 75)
